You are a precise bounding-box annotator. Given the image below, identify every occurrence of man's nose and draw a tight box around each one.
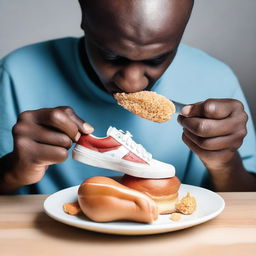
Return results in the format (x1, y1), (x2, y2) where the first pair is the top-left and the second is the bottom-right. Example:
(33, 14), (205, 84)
(113, 63), (148, 92)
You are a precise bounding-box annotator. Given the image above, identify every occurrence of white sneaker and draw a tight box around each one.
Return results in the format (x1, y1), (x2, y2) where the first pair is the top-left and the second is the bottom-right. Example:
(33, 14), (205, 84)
(72, 126), (175, 178)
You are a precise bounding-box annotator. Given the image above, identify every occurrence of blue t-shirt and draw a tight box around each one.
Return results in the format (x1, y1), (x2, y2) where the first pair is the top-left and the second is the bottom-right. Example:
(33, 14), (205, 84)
(1, 37), (256, 194)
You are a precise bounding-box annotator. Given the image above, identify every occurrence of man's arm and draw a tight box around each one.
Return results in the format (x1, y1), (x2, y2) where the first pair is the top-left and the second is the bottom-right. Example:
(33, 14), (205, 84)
(0, 153), (27, 194)
(206, 151), (256, 191)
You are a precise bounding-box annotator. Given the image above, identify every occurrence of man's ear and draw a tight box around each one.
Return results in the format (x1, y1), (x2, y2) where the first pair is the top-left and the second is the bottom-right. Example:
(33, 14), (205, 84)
(79, 12), (88, 33)
(80, 23), (85, 31)
(78, 0), (87, 31)
(80, 23), (88, 34)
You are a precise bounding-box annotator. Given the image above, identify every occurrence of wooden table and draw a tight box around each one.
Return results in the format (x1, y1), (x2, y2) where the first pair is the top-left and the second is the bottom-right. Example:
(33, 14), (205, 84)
(0, 193), (256, 256)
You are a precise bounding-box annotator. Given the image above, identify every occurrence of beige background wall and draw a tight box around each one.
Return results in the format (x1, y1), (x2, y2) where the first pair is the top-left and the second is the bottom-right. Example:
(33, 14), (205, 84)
(0, 0), (255, 127)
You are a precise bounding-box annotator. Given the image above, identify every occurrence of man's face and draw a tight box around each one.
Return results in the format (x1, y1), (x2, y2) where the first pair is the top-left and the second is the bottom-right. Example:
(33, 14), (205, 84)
(80, 0), (193, 94)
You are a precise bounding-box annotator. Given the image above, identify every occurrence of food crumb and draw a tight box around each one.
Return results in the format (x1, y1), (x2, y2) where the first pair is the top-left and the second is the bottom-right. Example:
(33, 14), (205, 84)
(176, 192), (197, 215)
(63, 201), (81, 215)
(170, 213), (181, 221)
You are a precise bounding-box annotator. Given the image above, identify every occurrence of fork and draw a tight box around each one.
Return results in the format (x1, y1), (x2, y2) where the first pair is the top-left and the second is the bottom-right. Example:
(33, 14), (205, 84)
(172, 100), (186, 113)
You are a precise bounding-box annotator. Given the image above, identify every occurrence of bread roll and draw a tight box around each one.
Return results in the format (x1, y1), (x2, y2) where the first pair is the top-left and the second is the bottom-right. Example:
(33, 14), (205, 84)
(114, 91), (175, 122)
(120, 175), (181, 214)
(78, 176), (158, 223)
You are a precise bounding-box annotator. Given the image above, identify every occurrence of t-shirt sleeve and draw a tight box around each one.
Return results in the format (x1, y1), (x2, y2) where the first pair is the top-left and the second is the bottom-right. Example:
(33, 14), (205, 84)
(0, 61), (18, 157)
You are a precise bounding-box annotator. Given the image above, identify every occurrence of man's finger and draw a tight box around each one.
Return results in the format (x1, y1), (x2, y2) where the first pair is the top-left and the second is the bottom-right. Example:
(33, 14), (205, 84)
(30, 141), (69, 165)
(182, 132), (236, 168)
(177, 115), (237, 137)
(183, 128), (242, 151)
(60, 106), (94, 134)
(32, 108), (80, 141)
(180, 99), (243, 119)
(13, 121), (73, 149)
(34, 107), (94, 140)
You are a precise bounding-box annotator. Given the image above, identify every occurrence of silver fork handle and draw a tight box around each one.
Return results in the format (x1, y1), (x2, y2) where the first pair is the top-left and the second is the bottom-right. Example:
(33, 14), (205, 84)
(172, 100), (186, 113)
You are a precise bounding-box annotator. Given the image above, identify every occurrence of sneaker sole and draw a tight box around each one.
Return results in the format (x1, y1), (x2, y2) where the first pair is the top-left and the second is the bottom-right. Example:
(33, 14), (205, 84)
(72, 145), (175, 178)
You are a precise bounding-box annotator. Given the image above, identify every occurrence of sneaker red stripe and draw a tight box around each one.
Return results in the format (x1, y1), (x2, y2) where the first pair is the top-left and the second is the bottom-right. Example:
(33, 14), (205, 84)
(77, 134), (121, 152)
(122, 151), (148, 164)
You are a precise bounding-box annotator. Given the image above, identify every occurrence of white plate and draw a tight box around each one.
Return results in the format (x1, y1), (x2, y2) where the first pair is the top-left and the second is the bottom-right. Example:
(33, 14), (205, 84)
(44, 184), (225, 235)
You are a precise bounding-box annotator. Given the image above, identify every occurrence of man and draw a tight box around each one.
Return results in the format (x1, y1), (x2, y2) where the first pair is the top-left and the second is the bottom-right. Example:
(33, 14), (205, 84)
(0, 0), (256, 194)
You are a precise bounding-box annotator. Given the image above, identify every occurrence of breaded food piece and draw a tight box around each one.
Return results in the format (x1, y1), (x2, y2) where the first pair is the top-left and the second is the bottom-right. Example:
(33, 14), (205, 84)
(63, 201), (81, 215)
(170, 212), (182, 221)
(114, 91), (175, 123)
(175, 192), (197, 215)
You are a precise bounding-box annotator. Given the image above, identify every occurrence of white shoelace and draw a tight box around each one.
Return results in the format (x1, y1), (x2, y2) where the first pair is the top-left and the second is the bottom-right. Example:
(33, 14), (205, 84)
(116, 130), (152, 162)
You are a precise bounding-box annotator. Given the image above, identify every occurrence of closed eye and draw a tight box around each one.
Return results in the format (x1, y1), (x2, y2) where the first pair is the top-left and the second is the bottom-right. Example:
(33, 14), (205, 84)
(143, 51), (175, 66)
(143, 55), (169, 66)
(101, 50), (129, 65)
(101, 48), (174, 66)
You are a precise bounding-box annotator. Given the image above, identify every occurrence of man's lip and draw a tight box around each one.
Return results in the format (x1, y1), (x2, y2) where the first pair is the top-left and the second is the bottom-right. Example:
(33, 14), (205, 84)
(104, 83), (120, 94)
(107, 80), (156, 95)
(110, 88), (124, 94)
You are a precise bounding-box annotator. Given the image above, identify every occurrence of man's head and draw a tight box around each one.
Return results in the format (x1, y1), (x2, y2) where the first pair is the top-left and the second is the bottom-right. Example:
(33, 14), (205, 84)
(78, 0), (194, 94)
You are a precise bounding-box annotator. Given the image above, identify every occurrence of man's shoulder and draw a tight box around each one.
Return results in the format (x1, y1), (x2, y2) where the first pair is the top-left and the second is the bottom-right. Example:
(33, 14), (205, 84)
(1, 37), (79, 72)
(178, 44), (231, 72)
(160, 44), (240, 101)
(177, 44), (235, 79)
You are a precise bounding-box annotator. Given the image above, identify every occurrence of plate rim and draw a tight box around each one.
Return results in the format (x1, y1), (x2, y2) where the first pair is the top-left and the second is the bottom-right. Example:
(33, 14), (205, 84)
(43, 184), (225, 235)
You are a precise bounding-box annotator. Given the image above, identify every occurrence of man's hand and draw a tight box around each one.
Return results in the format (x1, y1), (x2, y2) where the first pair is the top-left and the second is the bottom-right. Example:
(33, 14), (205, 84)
(2, 106), (94, 190)
(178, 98), (248, 172)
